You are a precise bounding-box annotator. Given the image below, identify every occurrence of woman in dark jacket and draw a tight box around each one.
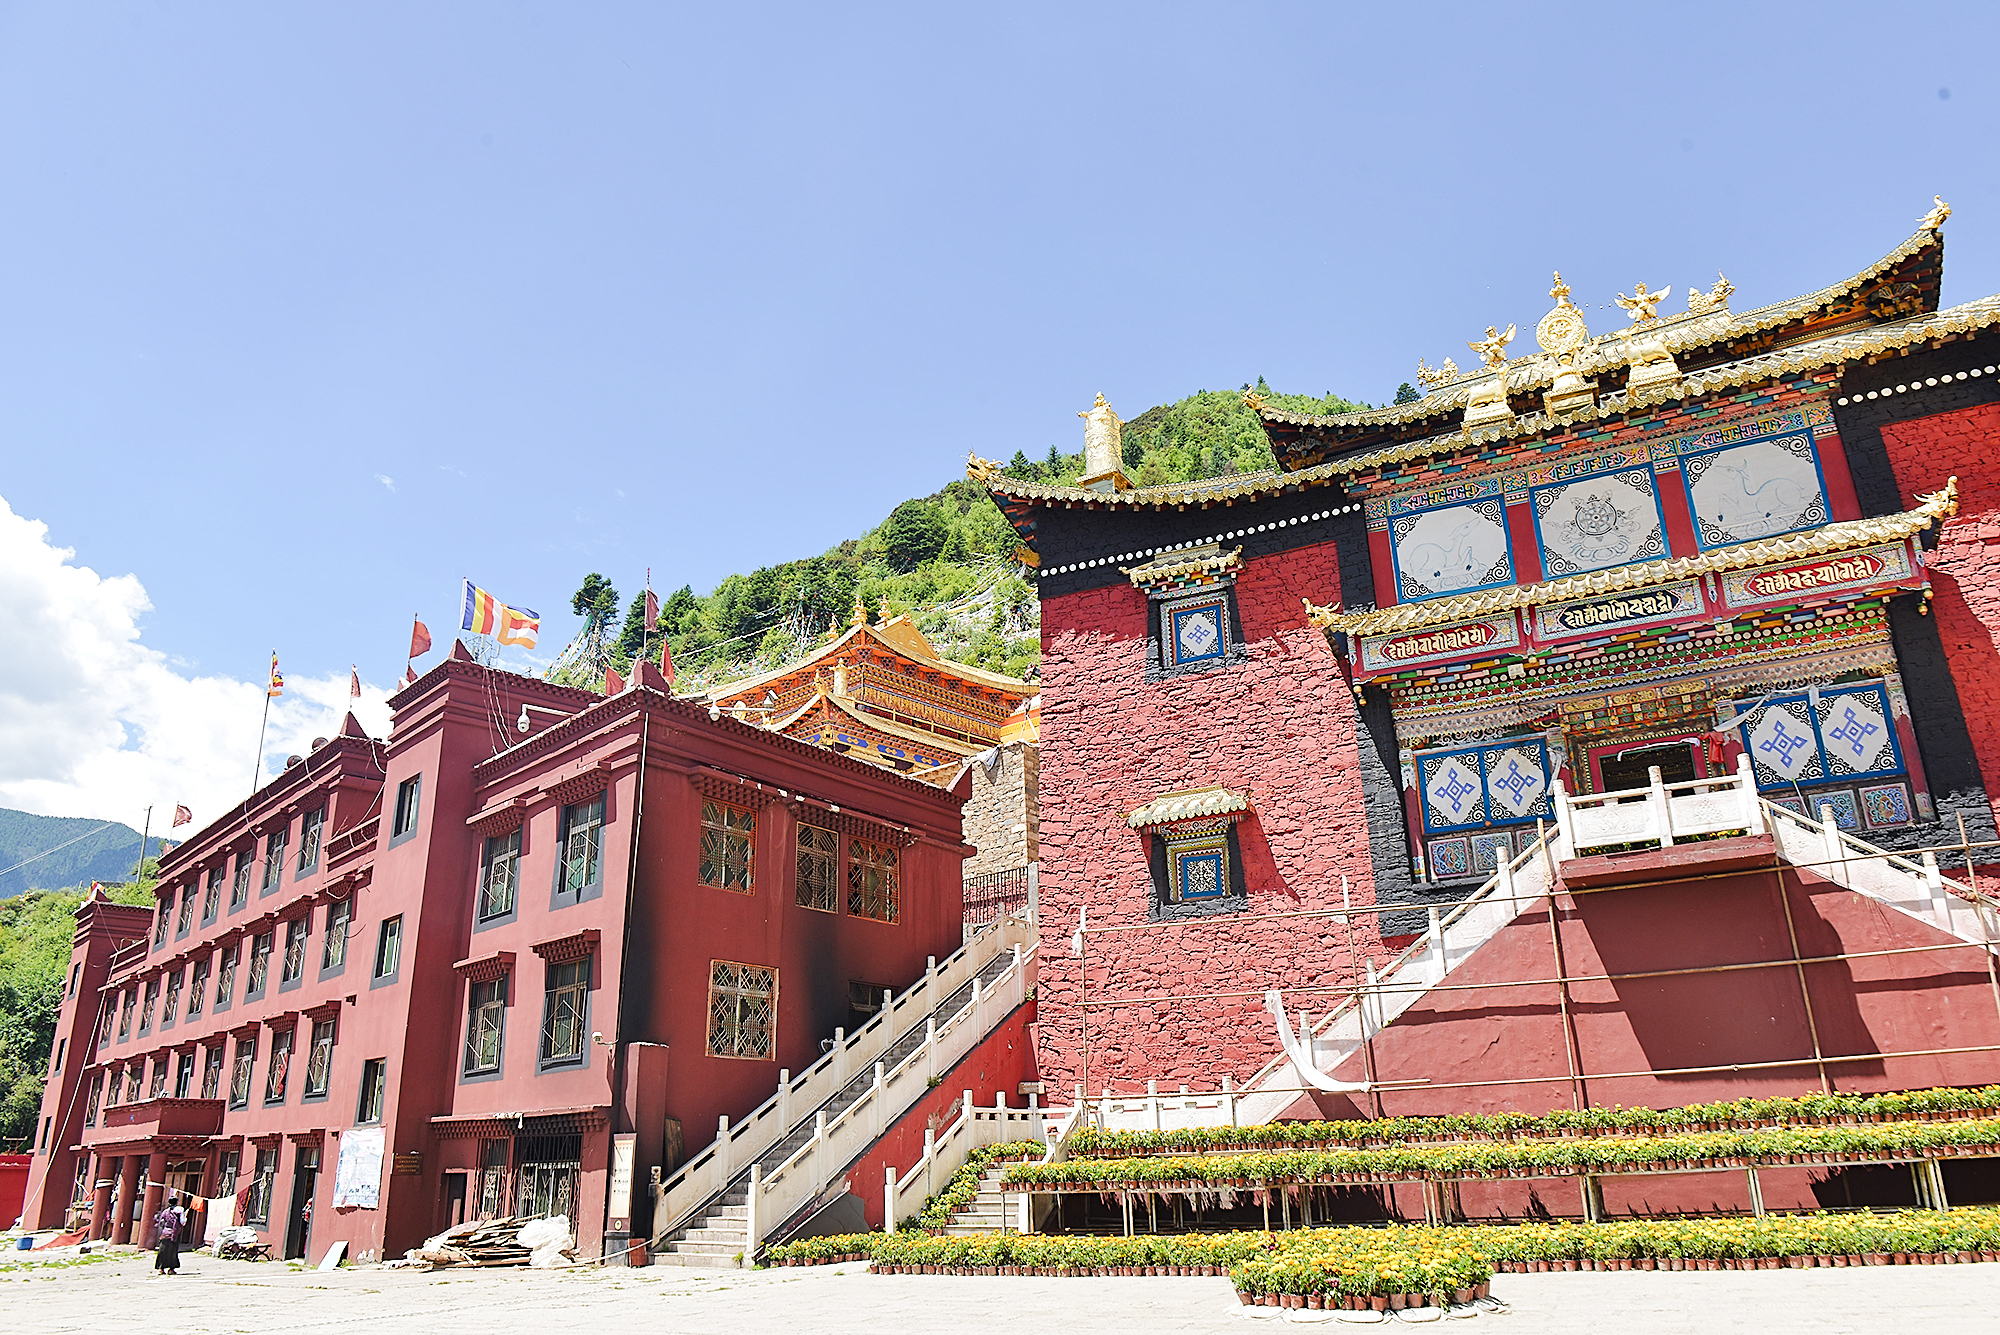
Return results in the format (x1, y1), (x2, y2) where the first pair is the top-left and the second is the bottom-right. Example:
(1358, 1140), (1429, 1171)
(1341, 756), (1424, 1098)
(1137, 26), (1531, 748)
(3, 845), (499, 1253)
(153, 1194), (187, 1275)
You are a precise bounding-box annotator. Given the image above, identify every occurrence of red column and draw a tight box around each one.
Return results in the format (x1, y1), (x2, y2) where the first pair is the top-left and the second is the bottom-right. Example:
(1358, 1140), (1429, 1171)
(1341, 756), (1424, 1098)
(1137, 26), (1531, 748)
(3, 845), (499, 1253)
(88, 1157), (113, 1240)
(138, 1152), (164, 1249)
(112, 1155), (140, 1244)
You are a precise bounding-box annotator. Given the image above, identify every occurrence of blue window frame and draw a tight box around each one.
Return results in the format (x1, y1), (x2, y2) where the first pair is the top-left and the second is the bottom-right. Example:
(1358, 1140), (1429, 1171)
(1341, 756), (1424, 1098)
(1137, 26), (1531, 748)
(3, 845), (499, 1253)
(1736, 682), (1905, 792)
(1679, 429), (1830, 552)
(1417, 738), (1555, 834)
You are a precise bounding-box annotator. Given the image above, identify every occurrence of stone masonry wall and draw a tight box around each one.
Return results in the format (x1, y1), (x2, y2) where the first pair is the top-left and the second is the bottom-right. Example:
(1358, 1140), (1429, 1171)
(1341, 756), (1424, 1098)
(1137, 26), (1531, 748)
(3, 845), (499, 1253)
(961, 741), (1038, 879)
(1880, 400), (2000, 827)
(1035, 539), (1385, 1096)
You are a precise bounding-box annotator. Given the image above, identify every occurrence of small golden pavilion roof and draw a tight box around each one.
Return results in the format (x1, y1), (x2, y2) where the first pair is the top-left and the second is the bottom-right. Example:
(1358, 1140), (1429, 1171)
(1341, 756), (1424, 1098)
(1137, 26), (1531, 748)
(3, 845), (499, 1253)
(1305, 480), (1959, 639)
(1128, 785), (1250, 829)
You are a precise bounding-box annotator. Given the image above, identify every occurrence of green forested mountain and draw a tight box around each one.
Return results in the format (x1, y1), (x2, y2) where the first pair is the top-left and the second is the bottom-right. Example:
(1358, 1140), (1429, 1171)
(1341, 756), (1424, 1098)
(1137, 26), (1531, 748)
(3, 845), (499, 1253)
(0, 807), (174, 901)
(551, 379), (1365, 694)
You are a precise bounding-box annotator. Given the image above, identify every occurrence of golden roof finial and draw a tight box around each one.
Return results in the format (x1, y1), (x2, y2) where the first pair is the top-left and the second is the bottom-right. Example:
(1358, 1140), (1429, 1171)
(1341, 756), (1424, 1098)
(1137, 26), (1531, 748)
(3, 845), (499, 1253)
(1467, 324), (1516, 371)
(1921, 195), (1952, 230)
(850, 593), (868, 628)
(1416, 357), (1460, 390)
(1242, 388), (1268, 411)
(1614, 282), (1671, 328)
(1687, 272), (1736, 315)
(966, 452), (1004, 482)
(1549, 271), (1572, 305)
(1918, 475), (1960, 521)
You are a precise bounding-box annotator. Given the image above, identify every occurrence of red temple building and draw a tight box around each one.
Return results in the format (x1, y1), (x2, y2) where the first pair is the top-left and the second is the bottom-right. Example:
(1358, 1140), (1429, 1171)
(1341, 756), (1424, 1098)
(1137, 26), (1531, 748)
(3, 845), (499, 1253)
(976, 210), (2000, 1195)
(17, 642), (978, 1262)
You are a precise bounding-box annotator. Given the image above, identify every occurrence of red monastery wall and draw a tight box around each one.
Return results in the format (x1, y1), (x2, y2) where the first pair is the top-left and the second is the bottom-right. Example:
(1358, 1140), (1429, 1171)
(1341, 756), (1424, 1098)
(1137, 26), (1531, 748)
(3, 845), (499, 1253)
(1036, 541), (1386, 1095)
(1880, 402), (2000, 824)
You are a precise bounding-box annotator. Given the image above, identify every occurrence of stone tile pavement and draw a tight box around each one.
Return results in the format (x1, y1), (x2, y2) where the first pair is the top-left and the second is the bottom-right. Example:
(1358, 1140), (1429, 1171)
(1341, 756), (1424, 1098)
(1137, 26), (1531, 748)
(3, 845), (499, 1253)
(4, 1250), (1997, 1334)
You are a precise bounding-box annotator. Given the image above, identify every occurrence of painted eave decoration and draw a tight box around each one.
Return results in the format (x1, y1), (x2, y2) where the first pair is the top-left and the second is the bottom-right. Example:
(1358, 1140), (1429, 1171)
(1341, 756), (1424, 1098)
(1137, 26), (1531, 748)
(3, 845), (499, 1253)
(1307, 479), (1958, 640)
(1128, 785), (1251, 829)
(1122, 544), (1244, 592)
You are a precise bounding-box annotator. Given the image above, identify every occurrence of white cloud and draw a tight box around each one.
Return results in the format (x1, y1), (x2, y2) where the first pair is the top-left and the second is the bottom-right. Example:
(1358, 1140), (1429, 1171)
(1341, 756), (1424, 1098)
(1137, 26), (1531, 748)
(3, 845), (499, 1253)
(0, 493), (394, 831)
(374, 474), (396, 492)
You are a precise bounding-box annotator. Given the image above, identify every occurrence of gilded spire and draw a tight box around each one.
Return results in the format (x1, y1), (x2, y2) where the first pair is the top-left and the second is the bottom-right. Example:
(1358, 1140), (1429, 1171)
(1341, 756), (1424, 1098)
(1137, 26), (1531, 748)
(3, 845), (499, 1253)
(850, 593), (868, 628)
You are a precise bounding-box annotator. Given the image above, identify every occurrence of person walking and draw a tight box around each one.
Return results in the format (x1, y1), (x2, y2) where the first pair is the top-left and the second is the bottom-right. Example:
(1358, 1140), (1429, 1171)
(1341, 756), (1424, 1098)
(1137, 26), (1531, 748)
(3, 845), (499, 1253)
(153, 1193), (188, 1275)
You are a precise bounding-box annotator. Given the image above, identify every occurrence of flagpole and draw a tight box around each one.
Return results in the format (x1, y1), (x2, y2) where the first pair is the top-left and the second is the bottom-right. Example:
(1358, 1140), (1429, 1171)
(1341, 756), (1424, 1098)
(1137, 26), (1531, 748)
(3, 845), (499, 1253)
(134, 806), (152, 888)
(252, 652), (276, 794)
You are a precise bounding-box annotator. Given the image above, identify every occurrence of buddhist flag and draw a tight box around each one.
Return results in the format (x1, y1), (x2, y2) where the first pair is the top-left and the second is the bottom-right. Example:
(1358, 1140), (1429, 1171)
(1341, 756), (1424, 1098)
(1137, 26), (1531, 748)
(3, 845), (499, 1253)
(267, 653), (284, 698)
(644, 587), (659, 632)
(349, 667), (362, 700)
(660, 637), (675, 686)
(172, 805), (193, 828)
(409, 616), (432, 659)
(497, 604), (540, 649)
(461, 580), (501, 635)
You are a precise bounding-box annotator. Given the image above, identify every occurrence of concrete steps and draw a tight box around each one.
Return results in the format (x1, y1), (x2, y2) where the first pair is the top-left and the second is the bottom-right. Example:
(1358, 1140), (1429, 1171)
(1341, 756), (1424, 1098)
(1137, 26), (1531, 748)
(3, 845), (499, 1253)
(653, 1189), (750, 1267)
(939, 1167), (1014, 1236)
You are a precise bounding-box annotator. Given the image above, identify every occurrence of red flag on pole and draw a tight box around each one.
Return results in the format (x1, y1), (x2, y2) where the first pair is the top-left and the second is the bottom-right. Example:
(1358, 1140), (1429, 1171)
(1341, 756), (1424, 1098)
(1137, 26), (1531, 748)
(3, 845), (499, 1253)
(660, 638), (675, 687)
(402, 666), (418, 686)
(605, 666), (625, 695)
(409, 616), (432, 659)
(349, 666), (362, 700)
(172, 805), (193, 828)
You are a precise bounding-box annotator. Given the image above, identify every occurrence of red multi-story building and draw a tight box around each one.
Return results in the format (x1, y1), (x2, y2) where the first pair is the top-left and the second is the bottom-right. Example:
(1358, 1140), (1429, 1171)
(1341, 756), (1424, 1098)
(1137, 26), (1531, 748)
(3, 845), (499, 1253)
(19, 642), (970, 1261)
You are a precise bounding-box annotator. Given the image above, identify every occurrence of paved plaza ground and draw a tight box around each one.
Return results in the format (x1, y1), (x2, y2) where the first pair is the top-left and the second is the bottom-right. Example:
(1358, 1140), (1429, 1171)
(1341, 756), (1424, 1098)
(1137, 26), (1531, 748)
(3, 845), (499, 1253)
(4, 1250), (1997, 1334)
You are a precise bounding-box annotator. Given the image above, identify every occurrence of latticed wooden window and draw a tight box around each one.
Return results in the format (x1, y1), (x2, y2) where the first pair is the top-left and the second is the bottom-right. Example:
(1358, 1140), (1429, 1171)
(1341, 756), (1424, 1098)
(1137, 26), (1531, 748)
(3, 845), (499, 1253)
(540, 960), (588, 1064)
(148, 1057), (167, 1099)
(262, 829), (287, 891)
(699, 801), (755, 891)
(201, 1045), (223, 1100)
(229, 1037), (256, 1108)
(215, 949), (236, 1008)
(281, 917), (307, 983)
(480, 829), (521, 920)
(176, 883), (195, 935)
(231, 856), (252, 908)
(561, 798), (605, 895)
(465, 978), (506, 1073)
(162, 971), (182, 1026)
(847, 839), (899, 923)
(247, 932), (273, 995)
(796, 823), (838, 912)
(202, 865), (222, 922)
(264, 1028), (293, 1103)
(174, 1051), (195, 1098)
(298, 807), (324, 871)
(306, 1018), (336, 1096)
(247, 1147), (278, 1224)
(706, 960), (777, 1059)
(84, 1074), (102, 1126)
(322, 896), (351, 970)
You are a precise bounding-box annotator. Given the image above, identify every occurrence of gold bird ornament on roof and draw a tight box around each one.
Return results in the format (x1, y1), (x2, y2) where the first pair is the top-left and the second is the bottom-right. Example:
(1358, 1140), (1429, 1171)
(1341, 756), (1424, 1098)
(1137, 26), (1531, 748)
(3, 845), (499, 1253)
(1614, 282), (1671, 328)
(1467, 324), (1515, 370)
(1921, 195), (1952, 229)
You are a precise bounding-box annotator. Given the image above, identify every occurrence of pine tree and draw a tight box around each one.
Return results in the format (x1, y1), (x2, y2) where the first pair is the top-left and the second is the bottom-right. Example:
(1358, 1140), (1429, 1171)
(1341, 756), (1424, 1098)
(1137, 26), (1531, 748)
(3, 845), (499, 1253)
(1393, 382), (1420, 405)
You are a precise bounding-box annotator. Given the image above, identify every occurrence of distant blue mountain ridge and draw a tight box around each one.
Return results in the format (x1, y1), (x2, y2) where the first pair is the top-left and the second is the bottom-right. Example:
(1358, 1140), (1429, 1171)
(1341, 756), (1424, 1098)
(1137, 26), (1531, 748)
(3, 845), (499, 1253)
(0, 807), (177, 899)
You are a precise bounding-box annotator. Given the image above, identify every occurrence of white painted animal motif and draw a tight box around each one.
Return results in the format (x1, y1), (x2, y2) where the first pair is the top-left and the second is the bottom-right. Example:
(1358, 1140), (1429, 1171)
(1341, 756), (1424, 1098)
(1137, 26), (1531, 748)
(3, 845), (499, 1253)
(1701, 459), (1815, 537)
(1401, 518), (1496, 592)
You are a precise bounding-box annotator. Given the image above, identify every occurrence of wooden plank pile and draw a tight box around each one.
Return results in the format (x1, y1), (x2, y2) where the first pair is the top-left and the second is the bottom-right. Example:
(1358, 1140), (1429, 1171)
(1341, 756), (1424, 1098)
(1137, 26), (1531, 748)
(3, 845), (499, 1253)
(400, 1217), (535, 1268)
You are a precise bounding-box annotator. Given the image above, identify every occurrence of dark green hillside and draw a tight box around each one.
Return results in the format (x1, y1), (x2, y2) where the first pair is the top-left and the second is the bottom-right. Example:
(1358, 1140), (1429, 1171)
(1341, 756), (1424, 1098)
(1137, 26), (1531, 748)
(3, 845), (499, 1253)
(0, 807), (174, 901)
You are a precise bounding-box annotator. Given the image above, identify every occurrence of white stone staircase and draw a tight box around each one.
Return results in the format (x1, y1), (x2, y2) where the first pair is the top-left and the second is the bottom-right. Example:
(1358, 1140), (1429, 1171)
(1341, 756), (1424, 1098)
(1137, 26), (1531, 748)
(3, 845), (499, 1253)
(653, 1187), (750, 1268)
(939, 1163), (1014, 1236)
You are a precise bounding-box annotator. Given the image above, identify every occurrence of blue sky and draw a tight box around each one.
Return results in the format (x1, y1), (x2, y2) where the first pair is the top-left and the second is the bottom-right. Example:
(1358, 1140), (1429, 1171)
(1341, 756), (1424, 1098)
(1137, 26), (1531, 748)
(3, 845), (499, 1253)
(1, 2), (1996, 823)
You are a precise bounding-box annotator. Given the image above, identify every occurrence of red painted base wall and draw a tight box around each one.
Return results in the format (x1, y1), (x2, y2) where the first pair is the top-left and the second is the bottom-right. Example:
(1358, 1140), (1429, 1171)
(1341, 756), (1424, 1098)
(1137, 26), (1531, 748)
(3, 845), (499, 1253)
(1315, 842), (2000, 1213)
(1037, 542), (1383, 1095)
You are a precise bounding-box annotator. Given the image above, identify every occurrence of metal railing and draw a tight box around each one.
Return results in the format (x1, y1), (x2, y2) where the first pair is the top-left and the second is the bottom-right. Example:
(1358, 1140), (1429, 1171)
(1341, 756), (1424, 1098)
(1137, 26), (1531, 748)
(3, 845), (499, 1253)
(963, 864), (1034, 929)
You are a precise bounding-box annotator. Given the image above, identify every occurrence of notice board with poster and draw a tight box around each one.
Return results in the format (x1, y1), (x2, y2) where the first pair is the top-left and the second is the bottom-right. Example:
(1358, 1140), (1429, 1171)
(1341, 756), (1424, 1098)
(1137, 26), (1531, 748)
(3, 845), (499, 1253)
(332, 1126), (385, 1208)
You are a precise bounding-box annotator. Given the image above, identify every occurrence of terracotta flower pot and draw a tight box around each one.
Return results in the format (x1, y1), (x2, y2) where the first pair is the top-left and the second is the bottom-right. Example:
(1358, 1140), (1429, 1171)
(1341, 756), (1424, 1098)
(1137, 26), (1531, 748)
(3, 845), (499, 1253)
(1371, 1296), (1388, 1312)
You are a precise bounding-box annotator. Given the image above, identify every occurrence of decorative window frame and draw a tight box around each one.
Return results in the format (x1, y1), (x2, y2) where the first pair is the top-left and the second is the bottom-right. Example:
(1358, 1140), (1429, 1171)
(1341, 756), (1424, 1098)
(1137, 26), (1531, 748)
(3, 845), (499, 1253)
(1146, 585), (1247, 681)
(1728, 678), (1907, 793)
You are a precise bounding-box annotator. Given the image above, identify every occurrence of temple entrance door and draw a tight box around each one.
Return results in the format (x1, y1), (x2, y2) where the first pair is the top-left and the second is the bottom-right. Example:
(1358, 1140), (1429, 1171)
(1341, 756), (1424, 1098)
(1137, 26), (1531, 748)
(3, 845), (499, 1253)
(283, 1146), (319, 1261)
(1597, 742), (1700, 794)
(442, 1172), (468, 1230)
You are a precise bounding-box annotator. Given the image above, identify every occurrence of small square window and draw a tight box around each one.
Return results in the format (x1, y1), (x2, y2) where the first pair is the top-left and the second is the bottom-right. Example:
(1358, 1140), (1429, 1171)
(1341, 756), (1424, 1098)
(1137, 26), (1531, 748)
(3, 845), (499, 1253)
(706, 960), (776, 1059)
(373, 917), (403, 980)
(1149, 586), (1243, 680)
(393, 776), (423, 839)
(699, 801), (754, 891)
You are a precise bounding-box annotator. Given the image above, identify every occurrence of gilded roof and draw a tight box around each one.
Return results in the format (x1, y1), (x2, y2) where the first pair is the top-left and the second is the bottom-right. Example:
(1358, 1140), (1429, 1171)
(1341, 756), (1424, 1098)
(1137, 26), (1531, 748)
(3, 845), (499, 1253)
(1323, 294), (2000, 478)
(706, 615), (1033, 702)
(1128, 785), (1250, 828)
(1258, 228), (1944, 435)
(1306, 480), (1959, 639)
